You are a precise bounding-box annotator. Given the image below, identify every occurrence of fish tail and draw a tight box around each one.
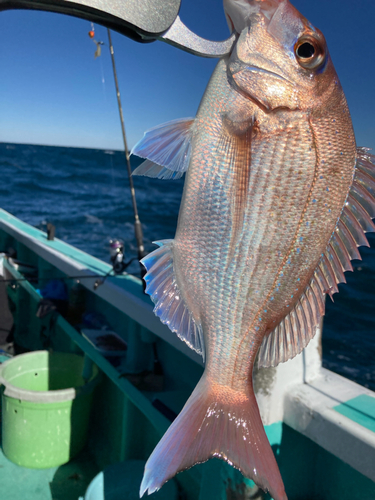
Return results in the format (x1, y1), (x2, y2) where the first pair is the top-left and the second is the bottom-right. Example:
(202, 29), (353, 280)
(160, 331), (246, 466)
(140, 376), (287, 500)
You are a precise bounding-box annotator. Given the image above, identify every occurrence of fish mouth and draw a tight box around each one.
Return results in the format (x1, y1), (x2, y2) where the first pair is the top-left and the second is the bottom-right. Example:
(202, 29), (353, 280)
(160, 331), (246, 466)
(228, 56), (298, 112)
(230, 56), (294, 87)
(242, 64), (293, 84)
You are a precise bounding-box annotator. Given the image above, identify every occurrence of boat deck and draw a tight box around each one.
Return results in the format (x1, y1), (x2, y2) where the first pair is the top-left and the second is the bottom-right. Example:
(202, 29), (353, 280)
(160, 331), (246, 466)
(0, 441), (99, 500)
(1, 209), (375, 500)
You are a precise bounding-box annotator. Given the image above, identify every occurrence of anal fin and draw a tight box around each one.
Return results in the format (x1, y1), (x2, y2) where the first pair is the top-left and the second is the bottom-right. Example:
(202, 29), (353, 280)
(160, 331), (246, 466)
(141, 240), (205, 359)
(258, 277), (324, 368)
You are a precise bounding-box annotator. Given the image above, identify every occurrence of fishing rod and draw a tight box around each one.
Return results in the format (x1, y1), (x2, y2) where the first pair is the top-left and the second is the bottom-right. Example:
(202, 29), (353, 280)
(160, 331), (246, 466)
(106, 28), (146, 277)
(89, 26), (146, 277)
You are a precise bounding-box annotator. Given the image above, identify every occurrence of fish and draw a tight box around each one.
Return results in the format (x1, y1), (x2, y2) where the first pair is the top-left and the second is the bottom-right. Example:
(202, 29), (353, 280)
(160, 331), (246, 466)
(131, 0), (375, 498)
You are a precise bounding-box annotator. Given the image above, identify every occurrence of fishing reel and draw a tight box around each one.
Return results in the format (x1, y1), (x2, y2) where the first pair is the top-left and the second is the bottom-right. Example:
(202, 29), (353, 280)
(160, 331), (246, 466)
(108, 239), (137, 274)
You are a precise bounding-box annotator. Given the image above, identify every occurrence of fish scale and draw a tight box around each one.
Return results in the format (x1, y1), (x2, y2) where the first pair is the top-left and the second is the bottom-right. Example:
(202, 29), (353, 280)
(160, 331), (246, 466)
(178, 100), (315, 333)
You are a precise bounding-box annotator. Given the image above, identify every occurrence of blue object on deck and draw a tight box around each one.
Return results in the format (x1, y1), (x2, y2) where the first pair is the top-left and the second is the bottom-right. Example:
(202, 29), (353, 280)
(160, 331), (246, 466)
(39, 279), (68, 300)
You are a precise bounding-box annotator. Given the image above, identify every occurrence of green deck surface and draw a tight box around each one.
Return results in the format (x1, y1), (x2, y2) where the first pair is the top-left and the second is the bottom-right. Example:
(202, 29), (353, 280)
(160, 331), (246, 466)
(0, 444), (99, 500)
(333, 394), (375, 433)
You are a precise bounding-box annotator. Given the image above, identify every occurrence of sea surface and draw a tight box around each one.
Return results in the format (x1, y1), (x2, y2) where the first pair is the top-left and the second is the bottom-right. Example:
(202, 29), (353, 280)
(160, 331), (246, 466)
(0, 142), (374, 391)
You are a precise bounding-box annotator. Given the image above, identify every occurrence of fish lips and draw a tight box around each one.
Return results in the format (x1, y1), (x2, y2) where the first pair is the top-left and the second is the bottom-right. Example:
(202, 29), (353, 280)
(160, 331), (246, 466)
(228, 58), (299, 112)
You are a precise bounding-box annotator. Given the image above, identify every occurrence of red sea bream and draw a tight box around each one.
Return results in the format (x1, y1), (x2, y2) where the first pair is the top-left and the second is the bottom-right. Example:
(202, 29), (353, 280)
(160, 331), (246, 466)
(132, 0), (375, 498)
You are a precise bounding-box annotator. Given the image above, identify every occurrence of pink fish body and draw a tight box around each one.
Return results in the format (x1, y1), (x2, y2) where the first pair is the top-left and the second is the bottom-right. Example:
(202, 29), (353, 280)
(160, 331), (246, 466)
(132, 1), (375, 498)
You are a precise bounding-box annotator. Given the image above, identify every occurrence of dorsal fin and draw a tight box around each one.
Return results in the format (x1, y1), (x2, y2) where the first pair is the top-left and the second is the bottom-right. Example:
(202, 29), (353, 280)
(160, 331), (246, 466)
(131, 118), (195, 180)
(141, 240), (205, 360)
(258, 147), (375, 368)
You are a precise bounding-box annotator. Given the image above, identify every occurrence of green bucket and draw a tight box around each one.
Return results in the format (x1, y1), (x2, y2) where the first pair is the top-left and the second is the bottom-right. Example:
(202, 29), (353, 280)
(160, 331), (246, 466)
(0, 350), (99, 468)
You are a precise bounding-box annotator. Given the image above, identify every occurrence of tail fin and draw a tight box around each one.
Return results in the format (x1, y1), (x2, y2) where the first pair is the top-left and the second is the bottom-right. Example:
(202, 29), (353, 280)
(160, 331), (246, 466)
(140, 378), (287, 500)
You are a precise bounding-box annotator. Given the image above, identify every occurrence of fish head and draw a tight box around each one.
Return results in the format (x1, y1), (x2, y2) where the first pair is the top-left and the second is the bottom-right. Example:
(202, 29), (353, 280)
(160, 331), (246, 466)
(225, 0), (339, 112)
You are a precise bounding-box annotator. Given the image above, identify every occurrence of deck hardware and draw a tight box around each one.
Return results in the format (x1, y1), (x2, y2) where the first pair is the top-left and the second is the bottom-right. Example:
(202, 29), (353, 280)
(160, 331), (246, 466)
(108, 239), (137, 275)
(47, 223), (55, 241)
(109, 239), (126, 273)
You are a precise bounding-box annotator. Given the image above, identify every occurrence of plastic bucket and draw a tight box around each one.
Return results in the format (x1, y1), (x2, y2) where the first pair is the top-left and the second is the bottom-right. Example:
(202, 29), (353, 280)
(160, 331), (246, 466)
(79, 460), (178, 500)
(0, 350), (99, 468)
(0, 352), (13, 427)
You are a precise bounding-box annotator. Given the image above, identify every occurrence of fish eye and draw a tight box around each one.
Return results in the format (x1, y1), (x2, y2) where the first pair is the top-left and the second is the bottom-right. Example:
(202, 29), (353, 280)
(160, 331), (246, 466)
(294, 36), (325, 70)
(297, 42), (315, 59)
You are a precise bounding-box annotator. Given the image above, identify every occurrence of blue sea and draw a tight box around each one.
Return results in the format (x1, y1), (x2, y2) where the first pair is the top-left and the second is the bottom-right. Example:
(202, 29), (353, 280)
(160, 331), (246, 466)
(0, 142), (374, 391)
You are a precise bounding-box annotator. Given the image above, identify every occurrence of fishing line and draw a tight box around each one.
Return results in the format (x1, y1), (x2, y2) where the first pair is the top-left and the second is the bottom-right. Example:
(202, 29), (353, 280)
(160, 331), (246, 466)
(99, 55), (107, 101)
(88, 23), (116, 190)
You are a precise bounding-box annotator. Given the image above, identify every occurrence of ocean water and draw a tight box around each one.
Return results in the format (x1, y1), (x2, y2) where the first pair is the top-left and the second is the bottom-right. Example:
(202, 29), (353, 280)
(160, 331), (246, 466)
(0, 142), (374, 391)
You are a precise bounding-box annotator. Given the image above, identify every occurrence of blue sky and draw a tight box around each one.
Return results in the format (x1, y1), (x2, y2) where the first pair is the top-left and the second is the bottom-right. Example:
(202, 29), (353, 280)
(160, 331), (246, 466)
(0, 0), (374, 150)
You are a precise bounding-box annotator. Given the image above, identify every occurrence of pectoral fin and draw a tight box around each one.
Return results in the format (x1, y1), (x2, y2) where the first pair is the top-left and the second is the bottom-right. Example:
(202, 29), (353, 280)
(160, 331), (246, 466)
(131, 118), (195, 179)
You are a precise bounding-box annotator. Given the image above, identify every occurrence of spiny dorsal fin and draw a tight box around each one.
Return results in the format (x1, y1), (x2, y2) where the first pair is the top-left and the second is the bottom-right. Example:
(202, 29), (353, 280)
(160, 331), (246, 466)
(141, 240), (205, 360)
(318, 147), (375, 297)
(258, 147), (375, 368)
(131, 118), (195, 180)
